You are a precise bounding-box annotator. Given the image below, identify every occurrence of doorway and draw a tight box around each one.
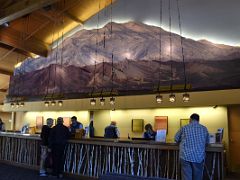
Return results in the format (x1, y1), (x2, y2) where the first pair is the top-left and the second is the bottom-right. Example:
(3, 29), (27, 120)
(228, 105), (240, 173)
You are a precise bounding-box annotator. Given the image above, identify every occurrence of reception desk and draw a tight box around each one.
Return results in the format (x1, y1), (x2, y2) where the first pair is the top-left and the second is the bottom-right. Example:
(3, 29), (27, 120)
(0, 133), (224, 179)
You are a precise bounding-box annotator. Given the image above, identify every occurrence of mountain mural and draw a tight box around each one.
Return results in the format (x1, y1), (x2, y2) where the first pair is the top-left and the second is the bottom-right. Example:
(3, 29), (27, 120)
(9, 22), (240, 99)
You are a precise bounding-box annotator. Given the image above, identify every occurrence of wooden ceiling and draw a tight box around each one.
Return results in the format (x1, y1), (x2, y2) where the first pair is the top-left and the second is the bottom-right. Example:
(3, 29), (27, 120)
(0, 0), (114, 105)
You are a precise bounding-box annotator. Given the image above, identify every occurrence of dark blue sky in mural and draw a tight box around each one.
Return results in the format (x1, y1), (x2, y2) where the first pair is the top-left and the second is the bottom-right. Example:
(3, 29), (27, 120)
(84, 0), (240, 46)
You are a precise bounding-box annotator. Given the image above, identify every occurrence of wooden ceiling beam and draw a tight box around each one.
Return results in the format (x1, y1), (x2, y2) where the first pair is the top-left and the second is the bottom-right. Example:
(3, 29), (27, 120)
(34, 10), (63, 24)
(0, 42), (32, 57)
(0, 0), (60, 25)
(0, 27), (50, 57)
(0, 68), (12, 76)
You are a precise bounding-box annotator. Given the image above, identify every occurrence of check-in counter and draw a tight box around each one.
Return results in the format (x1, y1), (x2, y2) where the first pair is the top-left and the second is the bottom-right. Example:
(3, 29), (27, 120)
(0, 132), (224, 179)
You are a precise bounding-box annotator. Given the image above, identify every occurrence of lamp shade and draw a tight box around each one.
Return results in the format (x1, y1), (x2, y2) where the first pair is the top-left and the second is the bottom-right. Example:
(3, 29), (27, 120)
(183, 93), (190, 102)
(110, 97), (115, 105)
(169, 94), (176, 103)
(100, 98), (105, 106)
(156, 95), (163, 103)
(58, 100), (63, 106)
(90, 98), (96, 106)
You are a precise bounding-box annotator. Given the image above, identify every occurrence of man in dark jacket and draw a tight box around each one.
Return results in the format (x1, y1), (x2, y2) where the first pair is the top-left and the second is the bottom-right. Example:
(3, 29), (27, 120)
(49, 117), (70, 178)
(39, 118), (53, 176)
(104, 121), (120, 139)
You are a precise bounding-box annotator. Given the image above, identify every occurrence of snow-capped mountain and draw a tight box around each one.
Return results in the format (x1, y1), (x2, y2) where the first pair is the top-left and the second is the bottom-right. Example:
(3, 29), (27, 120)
(21, 21), (240, 73)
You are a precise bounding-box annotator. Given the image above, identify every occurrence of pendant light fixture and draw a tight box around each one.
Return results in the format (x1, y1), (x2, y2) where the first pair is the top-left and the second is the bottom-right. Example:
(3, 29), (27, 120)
(44, 101), (50, 107)
(90, 60), (97, 106)
(169, 93), (176, 103)
(51, 100), (56, 106)
(58, 100), (63, 107)
(43, 6), (66, 107)
(176, 0), (190, 102)
(90, 1), (101, 107)
(155, 0), (163, 104)
(16, 102), (20, 108)
(100, 97), (105, 106)
(168, 0), (176, 103)
(44, 17), (56, 107)
(99, 1), (107, 106)
(182, 93), (190, 102)
(9, 16), (29, 108)
(20, 102), (25, 107)
(57, 8), (66, 107)
(110, 96), (115, 105)
(109, 1), (116, 107)
(109, 53), (115, 106)
(99, 61), (106, 106)
(10, 103), (15, 108)
(156, 94), (163, 103)
(90, 98), (96, 106)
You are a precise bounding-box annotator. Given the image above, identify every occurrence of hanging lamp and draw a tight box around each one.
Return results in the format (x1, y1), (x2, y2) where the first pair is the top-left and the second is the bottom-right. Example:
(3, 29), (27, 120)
(176, 0), (190, 102)
(109, 2), (116, 107)
(168, 0), (176, 103)
(155, 0), (163, 104)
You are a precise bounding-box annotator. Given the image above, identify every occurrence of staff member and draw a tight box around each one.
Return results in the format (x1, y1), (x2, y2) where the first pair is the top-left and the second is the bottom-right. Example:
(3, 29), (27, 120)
(104, 121), (120, 139)
(69, 116), (83, 135)
(175, 113), (209, 180)
(143, 123), (156, 139)
(0, 118), (5, 131)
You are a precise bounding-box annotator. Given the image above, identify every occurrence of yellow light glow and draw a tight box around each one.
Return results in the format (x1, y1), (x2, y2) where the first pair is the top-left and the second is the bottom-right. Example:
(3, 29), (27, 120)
(45, 0), (115, 45)
(14, 62), (22, 68)
(143, 20), (238, 46)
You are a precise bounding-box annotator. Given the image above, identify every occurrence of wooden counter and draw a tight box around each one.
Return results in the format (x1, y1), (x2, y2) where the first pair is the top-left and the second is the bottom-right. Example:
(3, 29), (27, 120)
(0, 132), (224, 179)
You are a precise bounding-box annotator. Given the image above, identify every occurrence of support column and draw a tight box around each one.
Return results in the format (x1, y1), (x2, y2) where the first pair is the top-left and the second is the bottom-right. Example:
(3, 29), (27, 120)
(11, 111), (16, 131)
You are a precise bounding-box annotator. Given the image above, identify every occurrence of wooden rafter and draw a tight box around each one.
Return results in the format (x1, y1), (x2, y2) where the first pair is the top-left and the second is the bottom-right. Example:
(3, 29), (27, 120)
(0, 27), (50, 57)
(0, 43), (32, 57)
(0, 0), (81, 59)
(0, 0), (60, 25)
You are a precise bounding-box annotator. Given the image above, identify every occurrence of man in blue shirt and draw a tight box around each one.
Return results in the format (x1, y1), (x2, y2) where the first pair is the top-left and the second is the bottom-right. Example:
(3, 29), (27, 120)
(104, 121), (120, 139)
(175, 113), (209, 180)
(69, 116), (83, 135)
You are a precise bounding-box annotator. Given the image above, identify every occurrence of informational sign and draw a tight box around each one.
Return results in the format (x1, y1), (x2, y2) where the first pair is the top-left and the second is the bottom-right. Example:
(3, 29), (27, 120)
(36, 116), (43, 130)
(216, 128), (224, 143)
(209, 133), (216, 144)
(154, 116), (168, 133)
(180, 119), (190, 127)
(132, 119), (144, 132)
(155, 129), (167, 142)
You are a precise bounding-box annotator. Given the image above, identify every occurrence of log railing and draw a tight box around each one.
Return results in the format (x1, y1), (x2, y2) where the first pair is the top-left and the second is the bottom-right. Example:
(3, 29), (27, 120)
(0, 133), (224, 179)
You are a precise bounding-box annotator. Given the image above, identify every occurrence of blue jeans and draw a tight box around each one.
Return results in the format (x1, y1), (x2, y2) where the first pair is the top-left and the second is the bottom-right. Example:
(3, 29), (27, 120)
(180, 158), (204, 180)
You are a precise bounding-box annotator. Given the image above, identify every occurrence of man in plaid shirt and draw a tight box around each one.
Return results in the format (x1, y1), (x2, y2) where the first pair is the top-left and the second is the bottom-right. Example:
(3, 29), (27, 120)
(175, 113), (209, 180)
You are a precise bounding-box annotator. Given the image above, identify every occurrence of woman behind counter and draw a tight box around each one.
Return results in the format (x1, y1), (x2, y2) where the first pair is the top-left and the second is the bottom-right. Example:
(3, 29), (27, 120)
(143, 123), (156, 139)
(0, 118), (5, 131)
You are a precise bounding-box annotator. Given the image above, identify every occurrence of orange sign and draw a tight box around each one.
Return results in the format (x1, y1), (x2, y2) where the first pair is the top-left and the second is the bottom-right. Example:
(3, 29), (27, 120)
(154, 116), (168, 132)
(36, 116), (44, 130)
